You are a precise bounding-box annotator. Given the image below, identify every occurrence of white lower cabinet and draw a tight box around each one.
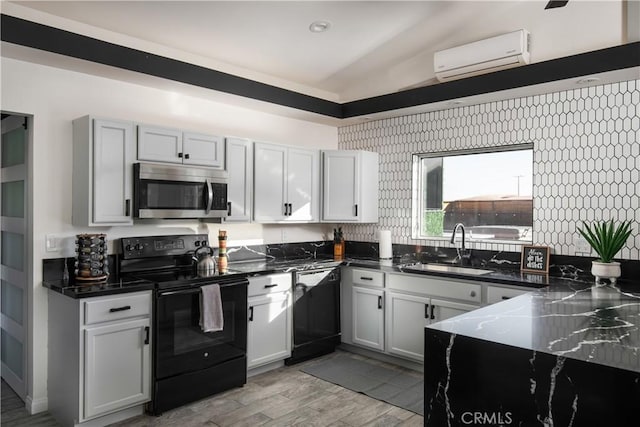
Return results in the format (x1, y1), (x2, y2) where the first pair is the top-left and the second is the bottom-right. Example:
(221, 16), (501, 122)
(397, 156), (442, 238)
(84, 318), (151, 418)
(247, 273), (292, 369)
(247, 292), (291, 368)
(385, 292), (477, 362)
(47, 290), (152, 426)
(352, 286), (385, 351)
(342, 268), (486, 364)
(430, 298), (478, 321)
(385, 292), (429, 361)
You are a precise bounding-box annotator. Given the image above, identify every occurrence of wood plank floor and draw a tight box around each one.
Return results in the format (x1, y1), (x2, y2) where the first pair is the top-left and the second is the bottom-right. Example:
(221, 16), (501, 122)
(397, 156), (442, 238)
(2, 350), (424, 426)
(1, 379), (60, 427)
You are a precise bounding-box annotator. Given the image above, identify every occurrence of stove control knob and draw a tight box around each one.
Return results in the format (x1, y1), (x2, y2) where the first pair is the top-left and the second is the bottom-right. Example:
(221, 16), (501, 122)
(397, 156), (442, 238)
(195, 240), (201, 247)
(201, 240), (208, 247)
(134, 244), (143, 251)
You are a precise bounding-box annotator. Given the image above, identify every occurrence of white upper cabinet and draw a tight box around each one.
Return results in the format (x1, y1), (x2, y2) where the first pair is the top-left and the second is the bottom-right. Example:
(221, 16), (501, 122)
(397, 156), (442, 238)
(253, 142), (319, 223)
(137, 125), (224, 168)
(322, 150), (379, 223)
(72, 116), (135, 226)
(182, 132), (224, 167)
(287, 148), (319, 221)
(224, 137), (253, 222)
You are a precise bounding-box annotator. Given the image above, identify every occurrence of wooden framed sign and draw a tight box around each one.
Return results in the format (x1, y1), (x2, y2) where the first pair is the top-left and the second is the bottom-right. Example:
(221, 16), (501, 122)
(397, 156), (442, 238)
(520, 245), (550, 274)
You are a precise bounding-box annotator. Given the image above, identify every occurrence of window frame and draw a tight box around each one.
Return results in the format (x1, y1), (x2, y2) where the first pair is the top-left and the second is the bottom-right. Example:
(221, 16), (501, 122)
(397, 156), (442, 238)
(411, 143), (534, 244)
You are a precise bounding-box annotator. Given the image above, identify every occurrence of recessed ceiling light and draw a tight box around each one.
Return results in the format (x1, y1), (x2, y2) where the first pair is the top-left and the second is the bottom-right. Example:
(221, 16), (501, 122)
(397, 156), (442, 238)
(309, 21), (331, 33)
(576, 77), (601, 85)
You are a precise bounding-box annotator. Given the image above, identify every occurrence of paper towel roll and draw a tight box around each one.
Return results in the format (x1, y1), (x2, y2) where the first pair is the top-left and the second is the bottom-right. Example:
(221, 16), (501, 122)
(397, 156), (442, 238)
(379, 230), (392, 259)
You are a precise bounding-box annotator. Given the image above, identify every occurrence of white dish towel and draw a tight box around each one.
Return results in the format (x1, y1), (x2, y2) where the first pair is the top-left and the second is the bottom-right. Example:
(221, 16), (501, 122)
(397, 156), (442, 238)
(200, 284), (224, 332)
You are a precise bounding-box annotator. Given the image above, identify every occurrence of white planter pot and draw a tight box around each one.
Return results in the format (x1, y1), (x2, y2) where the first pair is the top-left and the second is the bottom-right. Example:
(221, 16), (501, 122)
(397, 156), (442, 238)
(591, 261), (621, 285)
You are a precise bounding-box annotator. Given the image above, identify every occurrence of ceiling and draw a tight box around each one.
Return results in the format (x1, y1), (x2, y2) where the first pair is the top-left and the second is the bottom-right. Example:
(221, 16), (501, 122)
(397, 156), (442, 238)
(7, 1), (626, 104)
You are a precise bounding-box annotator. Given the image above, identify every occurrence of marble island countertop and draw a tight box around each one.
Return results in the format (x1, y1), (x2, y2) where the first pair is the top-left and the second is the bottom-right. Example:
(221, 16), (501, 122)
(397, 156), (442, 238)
(427, 284), (640, 373)
(423, 283), (640, 425)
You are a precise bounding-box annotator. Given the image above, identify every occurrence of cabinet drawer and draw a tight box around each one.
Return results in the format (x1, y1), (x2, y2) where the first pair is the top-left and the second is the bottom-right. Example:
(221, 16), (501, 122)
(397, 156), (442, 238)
(84, 292), (151, 325)
(352, 268), (384, 288)
(248, 273), (292, 297)
(486, 286), (532, 305)
(386, 273), (481, 303)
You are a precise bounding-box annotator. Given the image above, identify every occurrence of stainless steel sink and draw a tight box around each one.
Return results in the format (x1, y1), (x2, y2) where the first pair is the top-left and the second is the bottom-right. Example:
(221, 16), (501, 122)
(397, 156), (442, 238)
(402, 263), (493, 276)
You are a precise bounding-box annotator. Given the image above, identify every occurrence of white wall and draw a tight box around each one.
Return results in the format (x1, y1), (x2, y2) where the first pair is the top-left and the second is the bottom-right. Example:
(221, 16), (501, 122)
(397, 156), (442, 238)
(0, 57), (338, 412)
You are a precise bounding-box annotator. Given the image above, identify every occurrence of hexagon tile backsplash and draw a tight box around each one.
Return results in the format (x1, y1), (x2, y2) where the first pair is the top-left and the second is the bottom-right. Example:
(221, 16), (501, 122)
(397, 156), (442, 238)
(338, 79), (640, 260)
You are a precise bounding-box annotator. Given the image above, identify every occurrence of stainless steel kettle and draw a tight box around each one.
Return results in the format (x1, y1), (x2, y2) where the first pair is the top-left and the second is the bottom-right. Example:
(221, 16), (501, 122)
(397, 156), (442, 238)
(193, 246), (216, 277)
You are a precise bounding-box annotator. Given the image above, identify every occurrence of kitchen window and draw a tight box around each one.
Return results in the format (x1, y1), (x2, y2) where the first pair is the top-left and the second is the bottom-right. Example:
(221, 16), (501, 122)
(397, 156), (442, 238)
(412, 144), (534, 243)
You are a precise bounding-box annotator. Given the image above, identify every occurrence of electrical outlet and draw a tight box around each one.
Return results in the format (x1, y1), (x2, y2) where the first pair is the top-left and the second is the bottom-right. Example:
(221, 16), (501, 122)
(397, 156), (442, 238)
(45, 234), (59, 252)
(574, 235), (591, 254)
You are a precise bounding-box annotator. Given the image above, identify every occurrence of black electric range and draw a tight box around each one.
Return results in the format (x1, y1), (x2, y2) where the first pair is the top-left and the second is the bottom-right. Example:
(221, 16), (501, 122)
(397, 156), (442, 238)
(119, 234), (249, 415)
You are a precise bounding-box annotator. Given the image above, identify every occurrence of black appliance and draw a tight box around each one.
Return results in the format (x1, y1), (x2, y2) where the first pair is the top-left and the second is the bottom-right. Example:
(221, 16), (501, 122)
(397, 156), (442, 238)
(119, 234), (248, 415)
(133, 162), (229, 219)
(285, 268), (341, 365)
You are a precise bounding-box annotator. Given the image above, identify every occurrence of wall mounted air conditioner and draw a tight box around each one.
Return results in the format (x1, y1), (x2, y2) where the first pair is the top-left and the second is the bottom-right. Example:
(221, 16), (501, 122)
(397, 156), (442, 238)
(434, 29), (530, 82)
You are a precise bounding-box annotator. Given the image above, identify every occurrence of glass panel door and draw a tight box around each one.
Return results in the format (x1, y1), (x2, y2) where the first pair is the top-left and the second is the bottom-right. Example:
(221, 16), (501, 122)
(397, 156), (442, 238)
(1, 114), (28, 400)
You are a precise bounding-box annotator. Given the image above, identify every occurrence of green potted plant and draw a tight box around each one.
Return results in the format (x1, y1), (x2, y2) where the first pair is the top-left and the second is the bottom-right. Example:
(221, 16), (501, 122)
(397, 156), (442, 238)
(577, 220), (632, 285)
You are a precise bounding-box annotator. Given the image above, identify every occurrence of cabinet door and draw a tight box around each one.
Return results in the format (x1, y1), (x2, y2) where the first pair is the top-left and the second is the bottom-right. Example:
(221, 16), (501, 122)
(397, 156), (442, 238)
(352, 286), (384, 351)
(287, 148), (319, 221)
(224, 137), (252, 222)
(430, 298), (477, 322)
(247, 292), (291, 368)
(253, 142), (287, 221)
(137, 125), (182, 164)
(84, 318), (151, 419)
(92, 119), (135, 224)
(183, 132), (224, 168)
(322, 151), (359, 222)
(386, 292), (429, 362)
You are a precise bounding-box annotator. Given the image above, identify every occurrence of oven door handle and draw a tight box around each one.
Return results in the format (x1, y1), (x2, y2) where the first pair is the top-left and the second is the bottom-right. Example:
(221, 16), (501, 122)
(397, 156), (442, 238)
(159, 288), (203, 297)
(204, 179), (213, 215)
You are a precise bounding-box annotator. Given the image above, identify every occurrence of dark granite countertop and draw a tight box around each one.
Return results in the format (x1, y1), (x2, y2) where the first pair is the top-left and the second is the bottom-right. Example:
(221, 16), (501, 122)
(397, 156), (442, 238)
(43, 278), (157, 298)
(339, 257), (639, 292)
(426, 284), (640, 373)
(43, 257), (345, 298)
(44, 253), (639, 298)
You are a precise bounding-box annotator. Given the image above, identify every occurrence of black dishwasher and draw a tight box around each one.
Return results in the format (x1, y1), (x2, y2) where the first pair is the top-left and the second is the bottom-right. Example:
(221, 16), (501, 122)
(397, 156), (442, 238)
(285, 268), (341, 365)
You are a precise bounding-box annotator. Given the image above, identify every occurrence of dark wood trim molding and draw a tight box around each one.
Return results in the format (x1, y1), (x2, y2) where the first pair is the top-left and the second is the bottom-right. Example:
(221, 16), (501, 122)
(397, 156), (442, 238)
(342, 42), (640, 118)
(0, 14), (342, 118)
(2, 14), (639, 120)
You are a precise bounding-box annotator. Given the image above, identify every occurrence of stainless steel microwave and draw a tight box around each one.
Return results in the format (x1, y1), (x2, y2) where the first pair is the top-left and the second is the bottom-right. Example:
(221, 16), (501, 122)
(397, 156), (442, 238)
(133, 163), (228, 219)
